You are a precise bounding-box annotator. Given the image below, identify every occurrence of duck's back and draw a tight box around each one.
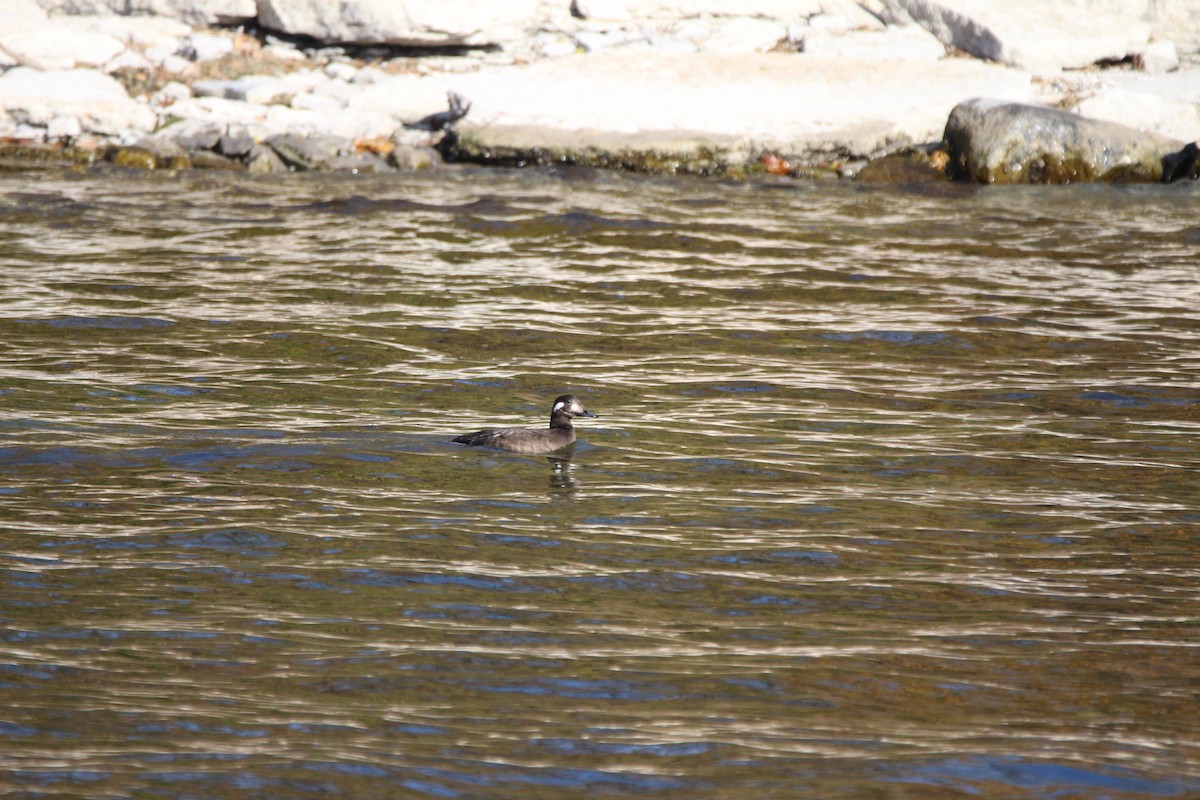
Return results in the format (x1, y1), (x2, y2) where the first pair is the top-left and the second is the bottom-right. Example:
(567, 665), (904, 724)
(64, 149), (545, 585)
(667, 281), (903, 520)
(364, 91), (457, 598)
(452, 425), (575, 454)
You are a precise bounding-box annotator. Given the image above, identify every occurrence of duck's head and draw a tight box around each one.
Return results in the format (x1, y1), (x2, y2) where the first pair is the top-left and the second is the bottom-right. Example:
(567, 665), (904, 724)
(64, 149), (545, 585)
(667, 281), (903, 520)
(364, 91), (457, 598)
(551, 395), (597, 419)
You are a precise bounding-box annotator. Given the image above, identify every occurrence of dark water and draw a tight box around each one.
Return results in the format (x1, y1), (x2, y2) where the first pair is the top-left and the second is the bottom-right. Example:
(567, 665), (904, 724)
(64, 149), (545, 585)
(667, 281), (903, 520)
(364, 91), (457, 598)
(1, 168), (1198, 799)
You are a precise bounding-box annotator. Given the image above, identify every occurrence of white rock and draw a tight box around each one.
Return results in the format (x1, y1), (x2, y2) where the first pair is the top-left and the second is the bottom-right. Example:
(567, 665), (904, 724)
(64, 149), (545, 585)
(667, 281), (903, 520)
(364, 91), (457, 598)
(0, 45), (17, 69)
(570, 0), (822, 22)
(161, 93), (396, 140)
(7, 123), (49, 140)
(311, 80), (358, 104)
(262, 42), (307, 62)
(532, 32), (579, 58)
(257, 0), (544, 47)
(0, 24), (125, 70)
(67, 13), (192, 49)
(0, 67), (156, 134)
(642, 31), (701, 55)
(159, 54), (193, 74)
(877, 0), (1152, 72)
(804, 24), (945, 61)
(350, 65), (389, 85)
(381, 50), (1037, 160)
(576, 28), (641, 52)
(34, 0), (256, 26)
(183, 33), (235, 62)
(150, 80), (192, 108)
(1075, 88), (1200, 143)
(47, 114), (82, 138)
(698, 17), (789, 54)
(1145, 0), (1200, 50)
(104, 49), (154, 73)
(290, 92), (344, 113)
(814, 0), (886, 30)
(1073, 71), (1200, 142)
(1138, 40), (1179, 74)
(324, 61), (358, 82)
(1, 0), (49, 30)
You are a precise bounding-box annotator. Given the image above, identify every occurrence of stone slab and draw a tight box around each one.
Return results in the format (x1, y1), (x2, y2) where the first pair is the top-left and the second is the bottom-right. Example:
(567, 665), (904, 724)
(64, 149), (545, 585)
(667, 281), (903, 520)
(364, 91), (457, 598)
(364, 51), (1035, 164)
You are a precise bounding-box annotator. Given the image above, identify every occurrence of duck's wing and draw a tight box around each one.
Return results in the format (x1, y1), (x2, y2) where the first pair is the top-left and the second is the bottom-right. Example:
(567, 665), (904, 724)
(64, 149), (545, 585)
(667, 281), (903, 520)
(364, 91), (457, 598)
(452, 427), (502, 446)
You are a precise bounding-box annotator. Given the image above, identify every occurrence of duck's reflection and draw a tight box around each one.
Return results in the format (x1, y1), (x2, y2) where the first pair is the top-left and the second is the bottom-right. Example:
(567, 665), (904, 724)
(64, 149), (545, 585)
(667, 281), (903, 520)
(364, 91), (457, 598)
(547, 451), (577, 495)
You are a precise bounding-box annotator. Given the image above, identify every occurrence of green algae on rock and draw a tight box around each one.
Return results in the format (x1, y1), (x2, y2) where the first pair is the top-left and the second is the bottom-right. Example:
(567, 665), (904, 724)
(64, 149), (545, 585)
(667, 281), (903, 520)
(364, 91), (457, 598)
(942, 98), (1182, 184)
(442, 126), (748, 177)
(0, 142), (99, 171)
(855, 148), (950, 184)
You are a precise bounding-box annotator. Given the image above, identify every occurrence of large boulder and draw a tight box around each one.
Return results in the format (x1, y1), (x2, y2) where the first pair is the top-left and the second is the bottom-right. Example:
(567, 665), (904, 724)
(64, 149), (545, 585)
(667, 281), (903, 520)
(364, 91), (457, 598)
(875, 0), (1152, 72)
(256, 0), (544, 47)
(943, 98), (1182, 183)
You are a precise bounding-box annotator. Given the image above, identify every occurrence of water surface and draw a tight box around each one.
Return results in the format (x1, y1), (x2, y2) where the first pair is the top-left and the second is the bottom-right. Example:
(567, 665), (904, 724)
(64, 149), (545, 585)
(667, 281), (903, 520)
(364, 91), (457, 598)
(1, 168), (1198, 798)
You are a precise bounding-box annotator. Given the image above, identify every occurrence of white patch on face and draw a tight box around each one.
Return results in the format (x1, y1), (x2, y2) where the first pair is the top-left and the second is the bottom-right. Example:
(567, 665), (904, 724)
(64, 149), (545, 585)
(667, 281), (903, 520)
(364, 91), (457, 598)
(553, 401), (566, 412)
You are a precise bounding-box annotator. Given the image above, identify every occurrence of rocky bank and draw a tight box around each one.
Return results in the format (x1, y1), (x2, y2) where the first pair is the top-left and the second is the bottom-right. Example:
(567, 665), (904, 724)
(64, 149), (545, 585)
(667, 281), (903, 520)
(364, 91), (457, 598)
(1, 0), (1198, 183)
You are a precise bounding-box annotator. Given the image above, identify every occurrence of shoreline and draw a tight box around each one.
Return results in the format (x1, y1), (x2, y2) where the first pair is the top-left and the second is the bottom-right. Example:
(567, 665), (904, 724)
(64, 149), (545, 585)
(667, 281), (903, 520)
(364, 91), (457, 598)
(2, 0), (1198, 184)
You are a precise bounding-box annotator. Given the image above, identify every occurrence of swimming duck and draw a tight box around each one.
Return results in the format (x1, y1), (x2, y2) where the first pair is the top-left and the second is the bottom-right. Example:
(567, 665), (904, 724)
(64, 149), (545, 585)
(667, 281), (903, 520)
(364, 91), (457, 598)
(452, 395), (597, 454)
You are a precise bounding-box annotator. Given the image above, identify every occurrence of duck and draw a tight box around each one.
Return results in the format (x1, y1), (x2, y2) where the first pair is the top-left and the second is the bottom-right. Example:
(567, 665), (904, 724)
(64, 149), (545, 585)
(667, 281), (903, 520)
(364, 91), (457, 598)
(452, 395), (597, 454)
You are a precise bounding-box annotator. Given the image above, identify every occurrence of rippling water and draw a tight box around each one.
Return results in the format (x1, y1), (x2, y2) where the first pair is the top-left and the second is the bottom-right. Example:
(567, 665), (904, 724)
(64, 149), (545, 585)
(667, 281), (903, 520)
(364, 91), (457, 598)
(1, 168), (1198, 799)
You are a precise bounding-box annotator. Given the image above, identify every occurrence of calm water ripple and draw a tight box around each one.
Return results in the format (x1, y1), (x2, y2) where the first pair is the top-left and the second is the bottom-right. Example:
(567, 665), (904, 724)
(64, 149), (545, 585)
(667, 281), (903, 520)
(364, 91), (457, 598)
(1, 168), (1198, 799)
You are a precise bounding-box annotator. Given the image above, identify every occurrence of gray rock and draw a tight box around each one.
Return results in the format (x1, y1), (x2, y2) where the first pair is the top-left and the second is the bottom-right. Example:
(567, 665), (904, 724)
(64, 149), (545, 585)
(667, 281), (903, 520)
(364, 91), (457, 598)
(257, 0), (543, 47)
(266, 132), (348, 170)
(247, 142), (287, 173)
(877, 0), (1152, 72)
(325, 152), (393, 172)
(175, 125), (222, 151)
(942, 98), (1182, 183)
(217, 133), (255, 157)
(855, 148), (948, 182)
(388, 142), (440, 169)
